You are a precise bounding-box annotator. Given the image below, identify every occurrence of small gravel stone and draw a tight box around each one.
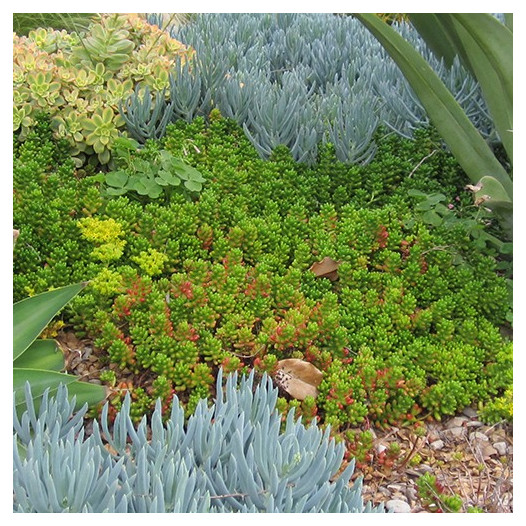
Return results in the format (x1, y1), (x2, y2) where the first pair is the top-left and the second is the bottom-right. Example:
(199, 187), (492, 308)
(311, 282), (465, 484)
(446, 416), (468, 429)
(490, 429), (507, 442)
(430, 439), (445, 451)
(462, 407), (479, 418)
(378, 487), (391, 498)
(493, 441), (508, 456)
(386, 499), (411, 513)
(406, 485), (418, 502)
(417, 464), (434, 473)
(387, 483), (405, 492)
(444, 427), (467, 440)
(378, 488), (391, 497)
(466, 420), (484, 428)
(427, 431), (440, 443)
(479, 443), (498, 459)
(472, 431), (489, 441)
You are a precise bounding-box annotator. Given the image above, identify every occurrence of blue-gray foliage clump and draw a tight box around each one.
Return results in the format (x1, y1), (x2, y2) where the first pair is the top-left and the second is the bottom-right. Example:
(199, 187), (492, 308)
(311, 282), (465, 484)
(13, 370), (384, 513)
(124, 13), (496, 164)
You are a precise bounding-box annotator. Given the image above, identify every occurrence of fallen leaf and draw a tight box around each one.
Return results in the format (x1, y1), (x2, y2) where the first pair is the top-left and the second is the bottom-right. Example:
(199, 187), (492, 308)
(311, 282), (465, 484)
(273, 358), (323, 400)
(57, 330), (84, 351)
(104, 443), (119, 456)
(465, 182), (483, 193)
(474, 194), (491, 207)
(309, 257), (342, 281)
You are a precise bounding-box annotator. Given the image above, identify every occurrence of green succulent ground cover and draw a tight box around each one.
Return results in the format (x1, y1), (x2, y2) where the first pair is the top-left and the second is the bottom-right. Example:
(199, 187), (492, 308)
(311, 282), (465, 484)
(13, 112), (512, 430)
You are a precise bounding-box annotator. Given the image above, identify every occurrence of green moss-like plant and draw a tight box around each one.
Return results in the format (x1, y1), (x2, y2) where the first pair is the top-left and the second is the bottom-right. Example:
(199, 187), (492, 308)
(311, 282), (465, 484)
(13, 113), (512, 430)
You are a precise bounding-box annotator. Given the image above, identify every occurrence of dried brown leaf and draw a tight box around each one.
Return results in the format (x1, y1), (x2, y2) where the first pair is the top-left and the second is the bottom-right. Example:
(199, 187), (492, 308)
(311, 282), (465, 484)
(273, 358), (324, 400)
(309, 257), (342, 281)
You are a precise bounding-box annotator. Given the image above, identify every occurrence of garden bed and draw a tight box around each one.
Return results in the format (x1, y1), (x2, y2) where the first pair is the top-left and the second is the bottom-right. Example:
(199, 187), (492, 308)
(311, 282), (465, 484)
(13, 13), (512, 513)
(58, 328), (513, 513)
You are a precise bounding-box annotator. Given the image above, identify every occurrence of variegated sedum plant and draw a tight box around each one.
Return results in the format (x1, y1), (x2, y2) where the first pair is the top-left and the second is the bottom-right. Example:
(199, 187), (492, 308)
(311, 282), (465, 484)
(13, 13), (193, 165)
(13, 370), (383, 513)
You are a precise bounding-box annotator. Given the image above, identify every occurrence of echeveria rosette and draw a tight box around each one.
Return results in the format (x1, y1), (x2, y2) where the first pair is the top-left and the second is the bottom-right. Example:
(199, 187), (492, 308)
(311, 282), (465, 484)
(13, 14), (194, 165)
(27, 70), (64, 108)
(13, 104), (33, 135)
(81, 107), (120, 164)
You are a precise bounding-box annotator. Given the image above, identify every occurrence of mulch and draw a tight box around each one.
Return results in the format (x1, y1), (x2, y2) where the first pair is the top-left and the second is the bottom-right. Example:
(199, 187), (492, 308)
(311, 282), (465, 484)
(356, 415), (513, 512)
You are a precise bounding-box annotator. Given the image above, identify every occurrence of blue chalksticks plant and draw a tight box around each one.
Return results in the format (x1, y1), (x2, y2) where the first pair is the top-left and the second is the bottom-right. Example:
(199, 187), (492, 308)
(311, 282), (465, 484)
(13, 370), (384, 513)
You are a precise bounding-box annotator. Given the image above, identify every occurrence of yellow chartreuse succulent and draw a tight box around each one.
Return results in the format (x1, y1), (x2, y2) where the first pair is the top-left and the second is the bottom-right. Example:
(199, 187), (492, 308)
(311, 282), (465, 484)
(90, 267), (124, 296)
(131, 248), (168, 276)
(77, 217), (126, 263)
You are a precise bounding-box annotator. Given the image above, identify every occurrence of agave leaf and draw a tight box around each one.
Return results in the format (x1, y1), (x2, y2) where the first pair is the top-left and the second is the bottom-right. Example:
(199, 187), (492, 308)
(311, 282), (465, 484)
(411, 14), (512, 164)
(13, 368), (105, 414)
(408, 14), (463, 69)
(13, 283), (87, 361)
(354, 14), (512, 202)
(466, 175), (513, 238)
(472, 175), (513, 206)
(449, 14), (513, 164)
(13, 339), (64, 371)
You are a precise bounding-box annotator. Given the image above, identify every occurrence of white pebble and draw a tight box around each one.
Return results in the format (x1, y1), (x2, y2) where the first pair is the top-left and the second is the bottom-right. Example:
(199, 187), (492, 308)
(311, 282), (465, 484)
(493, 441), (508, 456)
(430, 439), (445, 451)
(386, 499), (411, 513)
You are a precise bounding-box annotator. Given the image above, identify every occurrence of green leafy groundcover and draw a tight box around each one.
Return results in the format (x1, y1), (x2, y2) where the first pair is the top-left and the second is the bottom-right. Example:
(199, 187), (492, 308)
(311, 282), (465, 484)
(13, 112), (512, 429)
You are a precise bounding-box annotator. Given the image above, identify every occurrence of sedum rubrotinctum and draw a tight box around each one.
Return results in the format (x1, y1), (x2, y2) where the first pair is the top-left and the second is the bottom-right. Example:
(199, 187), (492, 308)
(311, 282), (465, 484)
(13, 369), (384, 513)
